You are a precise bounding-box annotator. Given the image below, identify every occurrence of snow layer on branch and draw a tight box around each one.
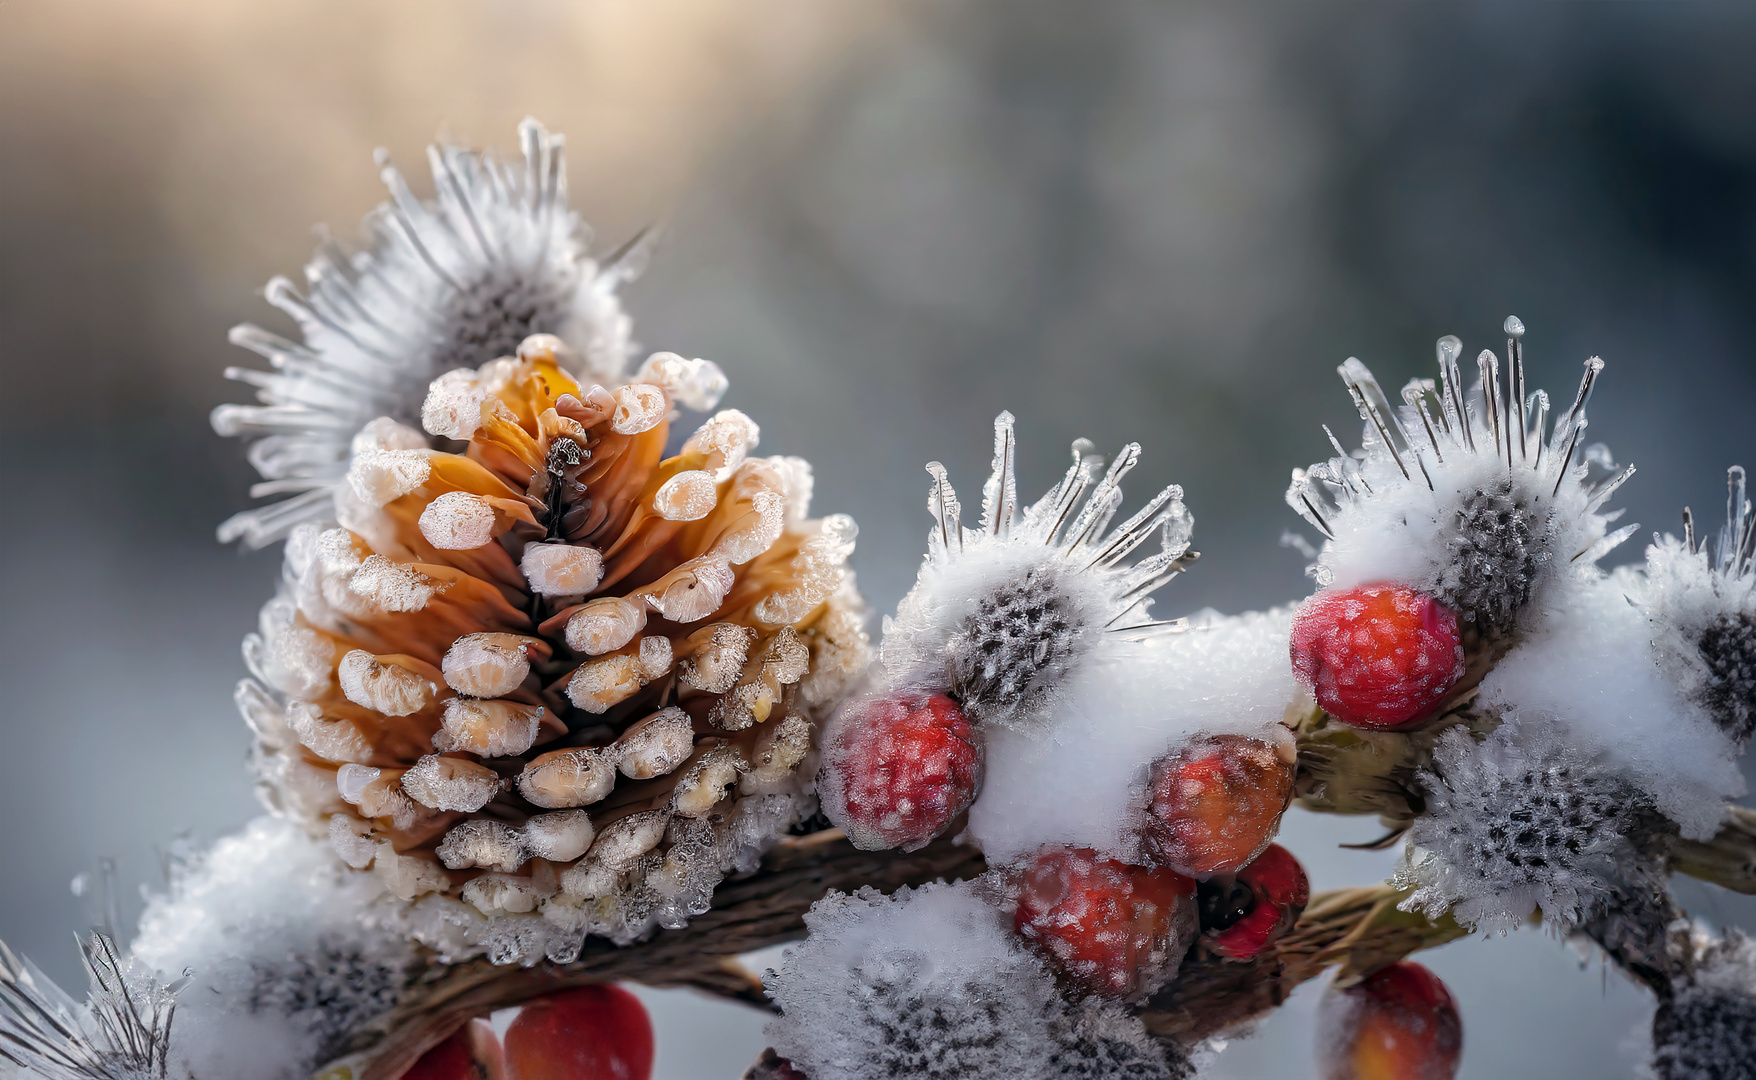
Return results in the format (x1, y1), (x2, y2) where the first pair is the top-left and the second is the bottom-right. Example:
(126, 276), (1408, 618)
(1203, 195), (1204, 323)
(130, 817), (416, 1080)
(763, 882), (1186, 1080)
(964, 608), (1298, 866)
(1479, 574), (1744, 840)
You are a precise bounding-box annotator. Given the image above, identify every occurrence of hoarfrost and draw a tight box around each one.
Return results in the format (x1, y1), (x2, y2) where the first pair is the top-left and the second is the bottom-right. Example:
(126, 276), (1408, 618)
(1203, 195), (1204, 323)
(1480, 574), (1744, 839)
(764, 882), (1187, 1080)
(1651, 929), (1756, 1080)
(129, 818), (417, 1080)
(1399, 721), (1664, 933)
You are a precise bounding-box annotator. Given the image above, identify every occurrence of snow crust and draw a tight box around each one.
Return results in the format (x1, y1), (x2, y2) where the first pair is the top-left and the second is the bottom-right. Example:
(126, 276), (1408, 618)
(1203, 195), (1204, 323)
(966, 608), (1296, 866)
(1479, 574), (1744, 840)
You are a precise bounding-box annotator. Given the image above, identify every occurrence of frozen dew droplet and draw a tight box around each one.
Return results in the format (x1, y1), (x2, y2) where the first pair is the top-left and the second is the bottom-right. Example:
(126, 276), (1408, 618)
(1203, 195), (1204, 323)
(1504, 314), (1526, 339)
(521, 809), (596, 863)
(611, 384), (667, 434)
(419, 491), (498, 550)
(442, 633), (538, 698)
(521, 542), (604, 597)
(1436, 335), (1463, 366)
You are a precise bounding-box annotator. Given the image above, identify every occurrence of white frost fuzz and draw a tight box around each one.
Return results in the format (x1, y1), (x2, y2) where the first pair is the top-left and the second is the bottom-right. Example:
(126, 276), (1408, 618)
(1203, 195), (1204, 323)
(212, 118), (644, 549)
(763, 882), (1186, 1080)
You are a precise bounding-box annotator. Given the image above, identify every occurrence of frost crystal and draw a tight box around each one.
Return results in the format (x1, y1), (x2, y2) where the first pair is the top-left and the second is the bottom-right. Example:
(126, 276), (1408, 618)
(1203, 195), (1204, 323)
(1637, 466), (1756, 746)
(878, 412), (1197, 732)
(1399, 721), (1663, 934)
(1289, 321), (1635, 639)
(1651, 930), (1756, 1080)
(211, 118), (646, 549)
(128, 818), (418, 1079)
(763, 883), (1185, 1080)
(0, 933), (182, 1080)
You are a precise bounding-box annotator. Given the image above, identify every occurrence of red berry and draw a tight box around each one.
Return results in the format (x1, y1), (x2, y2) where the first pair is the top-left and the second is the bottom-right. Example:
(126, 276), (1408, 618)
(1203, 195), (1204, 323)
(1317, 961), (1462, 1080)
(503, 985), (654, 1080)
(1144, 732), (1296, 877)
(404, 1020), (502, 1080)
(819, 692), (981, 852)
(1013, 846), (1197, 1000)
(1290, 585), (1464, 730)
(1205, 843), (1309, 960)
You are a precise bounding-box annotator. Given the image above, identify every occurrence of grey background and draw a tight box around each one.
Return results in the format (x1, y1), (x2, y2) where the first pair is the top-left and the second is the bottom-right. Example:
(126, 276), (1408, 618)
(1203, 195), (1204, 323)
(2, 2), (1755, 1076)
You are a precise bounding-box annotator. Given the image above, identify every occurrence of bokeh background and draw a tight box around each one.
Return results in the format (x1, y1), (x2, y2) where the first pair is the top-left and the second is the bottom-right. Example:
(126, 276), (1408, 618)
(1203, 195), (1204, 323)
(3, 2), (1756, 1076)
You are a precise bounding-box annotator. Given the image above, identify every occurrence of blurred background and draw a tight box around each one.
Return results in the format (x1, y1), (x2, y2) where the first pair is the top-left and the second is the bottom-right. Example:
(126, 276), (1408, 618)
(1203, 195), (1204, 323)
(2, 1), (1755, 1076)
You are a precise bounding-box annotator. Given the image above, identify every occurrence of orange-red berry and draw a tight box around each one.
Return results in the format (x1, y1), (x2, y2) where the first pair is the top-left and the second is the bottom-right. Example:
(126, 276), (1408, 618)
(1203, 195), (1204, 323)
(1013, 846), (1197, 999)
(502, 985), (654, 1080)
(404, 1020), (503, 1080)
(1144, 733), (1296, 877)
(1290, 584), (1465, 730)
(820, 692), (982, 852)
(1202, 843), (1309, 960)
(1317, 961), (1462, 1080)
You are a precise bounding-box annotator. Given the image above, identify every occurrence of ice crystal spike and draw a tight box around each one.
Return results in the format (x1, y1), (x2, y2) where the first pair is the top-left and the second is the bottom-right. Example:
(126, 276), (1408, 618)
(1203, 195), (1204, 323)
(1641, 463), (1756, 745)
(981, 411), (1017, 539)
(214, 118), (645, 549)
(1289, 319), (1633, 638)
(0, 932), (181, 1080)
(879, 414), (1195, 731)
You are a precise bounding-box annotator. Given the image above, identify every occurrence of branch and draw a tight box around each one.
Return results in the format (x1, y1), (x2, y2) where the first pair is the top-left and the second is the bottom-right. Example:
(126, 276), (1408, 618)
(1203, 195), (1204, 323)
(1139, 885), (1467, 1044)
(315, 739), (1754, 1079)
(316, 831), (985, 1080)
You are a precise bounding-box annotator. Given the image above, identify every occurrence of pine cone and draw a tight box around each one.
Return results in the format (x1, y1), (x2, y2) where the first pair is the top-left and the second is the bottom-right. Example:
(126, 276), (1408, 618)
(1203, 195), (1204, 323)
(237, 334), (869, 965)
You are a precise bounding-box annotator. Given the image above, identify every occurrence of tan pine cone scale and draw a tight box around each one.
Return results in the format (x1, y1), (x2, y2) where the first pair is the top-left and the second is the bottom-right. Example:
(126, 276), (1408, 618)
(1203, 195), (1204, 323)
(235, 335), (869, 965)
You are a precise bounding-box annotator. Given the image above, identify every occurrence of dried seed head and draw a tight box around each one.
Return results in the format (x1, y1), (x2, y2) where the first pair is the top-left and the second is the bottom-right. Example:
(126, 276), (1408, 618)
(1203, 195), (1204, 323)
(876, 414), (1195, 732)
(1290, 324), (1633, 639)
(213, 121), (643, 550)
(1400, 722), (1662, 933)
(1698, 612), (1756, 744)
(1651, 929), (1756, 1080)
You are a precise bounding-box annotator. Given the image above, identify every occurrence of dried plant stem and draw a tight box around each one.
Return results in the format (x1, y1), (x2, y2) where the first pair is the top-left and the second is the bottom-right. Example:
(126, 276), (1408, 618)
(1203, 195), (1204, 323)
(1140, 885), (1467, 1044)
(1672, 806), (1756, 894)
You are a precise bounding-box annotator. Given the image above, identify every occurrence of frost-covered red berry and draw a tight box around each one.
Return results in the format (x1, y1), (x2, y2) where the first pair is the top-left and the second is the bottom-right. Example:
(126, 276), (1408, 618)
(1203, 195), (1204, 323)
(1291, 584), (1465, 730)
(1203, 843), (1309, 960)
(1317, 961), (1462, 1080)
(405, 1019), (503, 1080)
(1013, 846), (1197, 999)
(502, 985), (654, 1080)
(1143, 731), (1296, 877)
(819, 692), (982, 852)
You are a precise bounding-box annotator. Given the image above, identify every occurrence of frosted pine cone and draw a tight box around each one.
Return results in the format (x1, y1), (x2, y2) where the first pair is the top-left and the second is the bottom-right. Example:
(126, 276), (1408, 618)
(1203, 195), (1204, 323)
(237, 334), (868, 964)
